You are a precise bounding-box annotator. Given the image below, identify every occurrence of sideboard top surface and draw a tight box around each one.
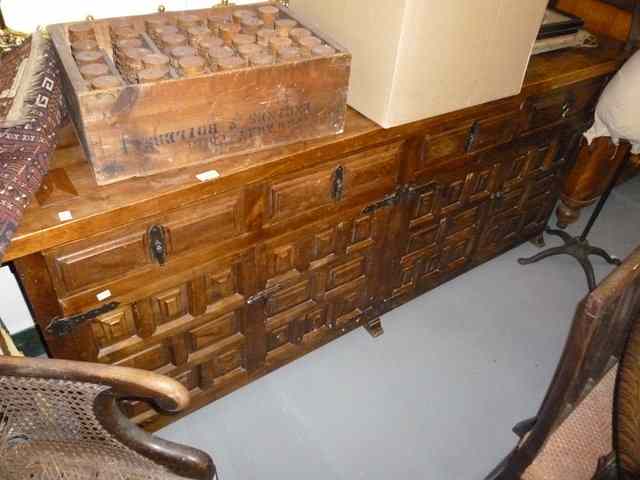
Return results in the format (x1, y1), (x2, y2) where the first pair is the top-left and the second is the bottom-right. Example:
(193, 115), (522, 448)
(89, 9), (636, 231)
(4, 37), (625, 262)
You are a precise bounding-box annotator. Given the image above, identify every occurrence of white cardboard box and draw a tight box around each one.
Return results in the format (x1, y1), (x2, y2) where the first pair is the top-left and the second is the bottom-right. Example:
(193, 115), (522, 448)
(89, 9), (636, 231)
(290, 0), (548, 128)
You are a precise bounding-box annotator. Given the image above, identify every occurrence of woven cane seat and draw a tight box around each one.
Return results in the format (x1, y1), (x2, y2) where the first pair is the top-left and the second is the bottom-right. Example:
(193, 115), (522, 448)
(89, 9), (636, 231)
(0, 375), (194, 480)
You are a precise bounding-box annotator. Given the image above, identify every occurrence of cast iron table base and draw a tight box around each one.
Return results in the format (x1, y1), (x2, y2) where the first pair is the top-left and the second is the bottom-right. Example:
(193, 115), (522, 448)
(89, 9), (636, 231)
(518, 143), (628, 291)
(519, 227), (621, 291)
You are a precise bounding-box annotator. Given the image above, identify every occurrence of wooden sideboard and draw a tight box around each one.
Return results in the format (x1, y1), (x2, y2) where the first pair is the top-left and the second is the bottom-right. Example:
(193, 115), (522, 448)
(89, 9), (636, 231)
(5, 39), (624, 432)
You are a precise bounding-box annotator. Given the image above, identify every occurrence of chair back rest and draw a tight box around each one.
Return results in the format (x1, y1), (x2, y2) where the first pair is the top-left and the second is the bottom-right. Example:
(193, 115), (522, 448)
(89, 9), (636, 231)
(506, 246), (640, 477)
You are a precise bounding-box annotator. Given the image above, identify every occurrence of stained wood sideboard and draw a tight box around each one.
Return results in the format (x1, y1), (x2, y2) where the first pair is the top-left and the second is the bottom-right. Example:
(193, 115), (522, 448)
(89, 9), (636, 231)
(5, 39), (624, 432)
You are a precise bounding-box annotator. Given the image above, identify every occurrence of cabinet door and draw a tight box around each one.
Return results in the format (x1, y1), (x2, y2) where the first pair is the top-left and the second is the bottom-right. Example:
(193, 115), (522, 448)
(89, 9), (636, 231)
(475, 132), (567, 261)
(254, 204), (391, 368)
(62, 249), (257, 428)
(387, 154), (499, 306)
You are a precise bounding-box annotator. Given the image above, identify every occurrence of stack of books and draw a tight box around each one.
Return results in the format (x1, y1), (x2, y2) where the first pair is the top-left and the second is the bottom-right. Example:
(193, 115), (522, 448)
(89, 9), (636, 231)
(534, 8), (585, 55)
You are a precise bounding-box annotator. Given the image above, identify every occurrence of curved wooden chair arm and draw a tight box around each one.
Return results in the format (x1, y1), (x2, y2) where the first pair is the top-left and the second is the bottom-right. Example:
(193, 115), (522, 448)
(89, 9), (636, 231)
(0, 355), (215, 480)
(96, 393), (215, 480)
(0, 355), (188, 412)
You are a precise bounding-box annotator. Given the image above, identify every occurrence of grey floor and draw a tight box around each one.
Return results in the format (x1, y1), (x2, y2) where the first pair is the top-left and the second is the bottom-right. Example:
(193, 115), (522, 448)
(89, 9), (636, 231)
(162, 176), (640, 480)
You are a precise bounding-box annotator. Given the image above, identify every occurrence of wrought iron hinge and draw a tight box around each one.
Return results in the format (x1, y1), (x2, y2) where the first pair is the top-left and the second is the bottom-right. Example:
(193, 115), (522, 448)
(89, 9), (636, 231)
(247, 283), (283, 305)
(362, 185), (409, 214)
(148, 225), (168, 266)
(406, 183), (437, 200)
(46, 302), (120, 337)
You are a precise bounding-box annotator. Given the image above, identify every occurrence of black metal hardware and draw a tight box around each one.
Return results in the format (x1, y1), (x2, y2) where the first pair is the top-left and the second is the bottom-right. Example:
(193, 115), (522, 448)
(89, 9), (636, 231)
(518, 141), (628, 291)
(491, 191), (504, 201)
(331, 165), (345, 201)
(46, 302), (120, 337)
(247, 284), (283, 305)
(512, 416), (538, 438)
(362, 185), (415, 214)
(406, 183), (436, 200)
(148, 225), (168, 266)
(362, 191), (401, 215)
(465, 121), (481, 152)
(561, 92), (577, 118)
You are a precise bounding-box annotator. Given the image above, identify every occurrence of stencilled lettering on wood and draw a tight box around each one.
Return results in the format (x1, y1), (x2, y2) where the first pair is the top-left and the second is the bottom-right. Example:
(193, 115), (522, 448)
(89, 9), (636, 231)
(120, 102), (314, 156)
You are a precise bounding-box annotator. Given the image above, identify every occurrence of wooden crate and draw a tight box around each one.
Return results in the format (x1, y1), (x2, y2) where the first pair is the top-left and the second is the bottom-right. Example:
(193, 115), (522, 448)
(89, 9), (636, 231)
(49, 3), (351, 185)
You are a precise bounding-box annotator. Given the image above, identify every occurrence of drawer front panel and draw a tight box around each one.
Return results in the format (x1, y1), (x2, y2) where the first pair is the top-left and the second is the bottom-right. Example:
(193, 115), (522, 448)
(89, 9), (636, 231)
(166, 196), (241, 257)
(51, 234), (149, 295)
(526, 79), (602, 131)
(266, 142), (402, 225)
(46, 190), (244, 295)
(419, 111), (519, 172)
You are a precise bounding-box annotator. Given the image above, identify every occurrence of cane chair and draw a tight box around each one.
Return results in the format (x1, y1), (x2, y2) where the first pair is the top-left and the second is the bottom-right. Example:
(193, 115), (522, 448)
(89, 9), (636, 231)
(0, 355), (216, 480)
(487, 244), (640, 479)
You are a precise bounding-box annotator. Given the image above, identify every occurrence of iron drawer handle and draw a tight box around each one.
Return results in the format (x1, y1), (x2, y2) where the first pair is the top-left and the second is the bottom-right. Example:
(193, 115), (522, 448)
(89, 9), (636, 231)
(332, 165), (345, 201)
(148, 225), (168, 266)
(561, 92), (576, 118)
(465, 121), (480, 153)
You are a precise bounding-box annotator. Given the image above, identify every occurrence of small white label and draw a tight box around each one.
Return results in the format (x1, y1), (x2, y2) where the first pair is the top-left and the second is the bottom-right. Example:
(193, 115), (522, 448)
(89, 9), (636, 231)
(58, 210), (73, 222)
(96, 289), (112, 302)
(196, 170), (220, 182)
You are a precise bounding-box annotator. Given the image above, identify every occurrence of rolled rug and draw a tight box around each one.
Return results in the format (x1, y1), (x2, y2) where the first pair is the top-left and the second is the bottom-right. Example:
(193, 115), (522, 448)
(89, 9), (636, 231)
(0, 31), (66, 261)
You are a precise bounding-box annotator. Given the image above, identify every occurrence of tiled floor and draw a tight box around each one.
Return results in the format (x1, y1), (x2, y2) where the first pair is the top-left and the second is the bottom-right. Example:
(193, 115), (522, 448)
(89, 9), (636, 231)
(161, 175), (640, 480)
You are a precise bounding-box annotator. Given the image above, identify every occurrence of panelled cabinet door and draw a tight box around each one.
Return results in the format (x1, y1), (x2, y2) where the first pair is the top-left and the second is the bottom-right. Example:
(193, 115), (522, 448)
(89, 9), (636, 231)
(475, 131), (566, 262)
(387, 153), (500, 306)
(69, 249), (256, 428)
(253, 204), (391, 368)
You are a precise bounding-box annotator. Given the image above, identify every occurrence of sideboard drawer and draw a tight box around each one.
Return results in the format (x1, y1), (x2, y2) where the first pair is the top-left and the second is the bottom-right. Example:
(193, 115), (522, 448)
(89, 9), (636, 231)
(45, 190), (244, 296)
(419, 111), (519, 173)
(526, 79), (603, 132)
(265, 142), (402, 226)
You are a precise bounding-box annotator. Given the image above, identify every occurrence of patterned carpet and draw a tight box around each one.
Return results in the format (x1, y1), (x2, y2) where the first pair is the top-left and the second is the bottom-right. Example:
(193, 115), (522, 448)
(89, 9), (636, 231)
(0, 33), (65, 261)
